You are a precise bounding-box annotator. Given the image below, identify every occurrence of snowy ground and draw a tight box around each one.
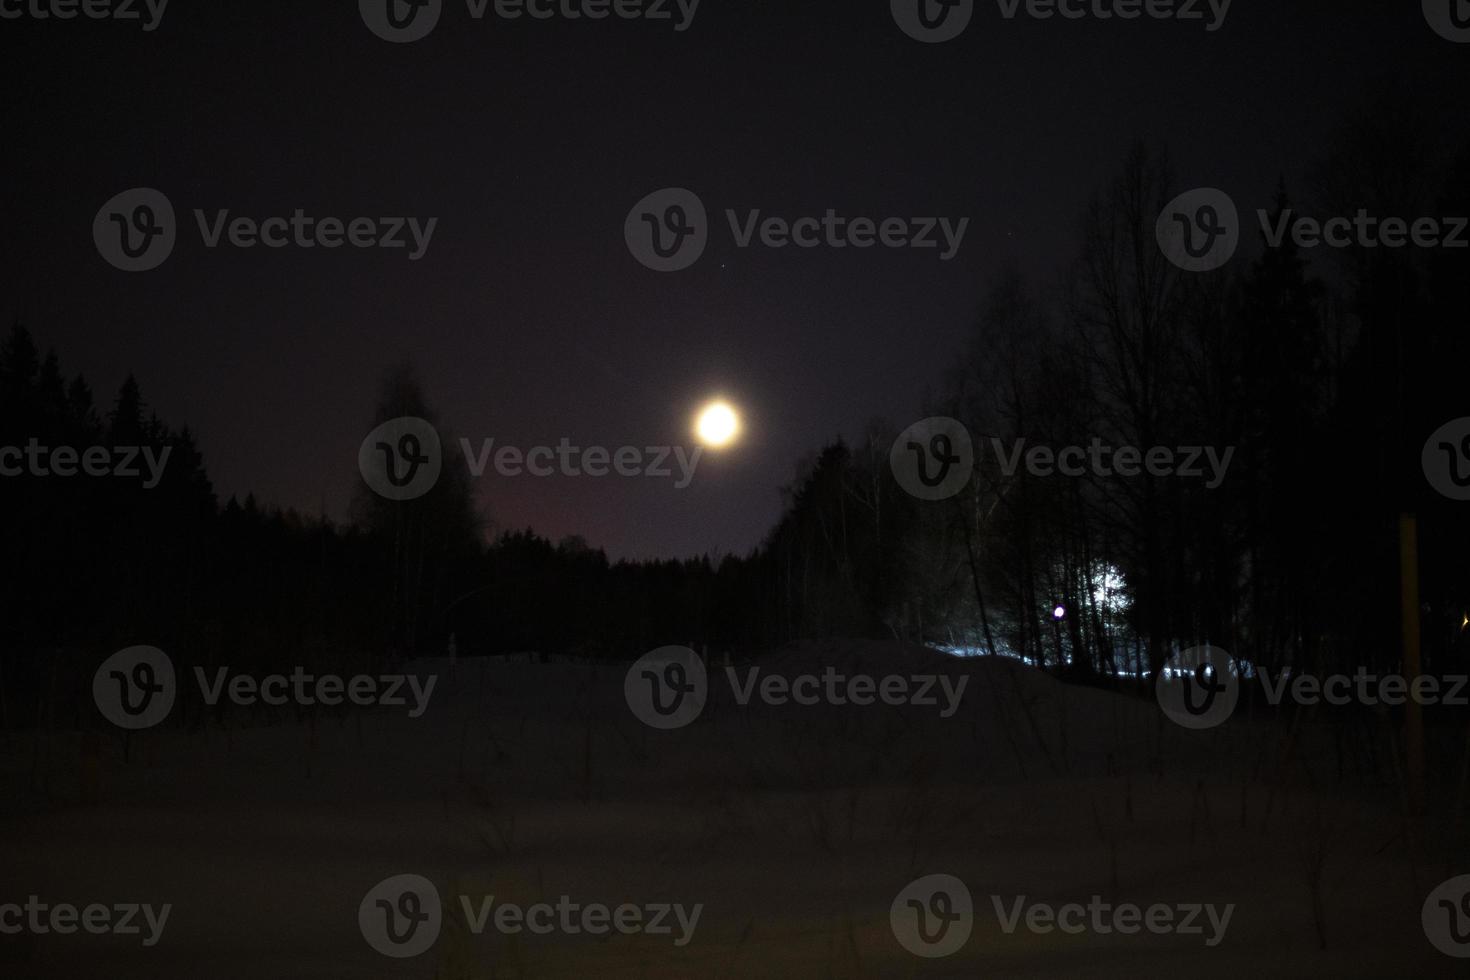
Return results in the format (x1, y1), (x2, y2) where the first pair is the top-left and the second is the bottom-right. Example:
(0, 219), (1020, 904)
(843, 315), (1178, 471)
(0, 641), (1463, 977)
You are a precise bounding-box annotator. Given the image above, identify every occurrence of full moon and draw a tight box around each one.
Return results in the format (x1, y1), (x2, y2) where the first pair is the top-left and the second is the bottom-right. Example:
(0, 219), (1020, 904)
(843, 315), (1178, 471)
(695, 401), (741, 448)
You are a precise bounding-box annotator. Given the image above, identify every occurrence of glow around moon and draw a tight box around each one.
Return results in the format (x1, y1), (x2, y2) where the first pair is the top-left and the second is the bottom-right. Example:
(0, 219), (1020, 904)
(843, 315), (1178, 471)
(695, 401), (741, 449)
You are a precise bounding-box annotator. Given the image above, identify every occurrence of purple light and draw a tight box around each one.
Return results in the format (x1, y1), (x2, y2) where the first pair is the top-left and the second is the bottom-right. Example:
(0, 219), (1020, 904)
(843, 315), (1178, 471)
(1052, 605), (1067, 620)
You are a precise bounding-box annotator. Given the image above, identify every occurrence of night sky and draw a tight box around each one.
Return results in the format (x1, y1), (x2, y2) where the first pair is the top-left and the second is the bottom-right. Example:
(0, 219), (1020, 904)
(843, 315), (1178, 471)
(2, 0), (1460, 559)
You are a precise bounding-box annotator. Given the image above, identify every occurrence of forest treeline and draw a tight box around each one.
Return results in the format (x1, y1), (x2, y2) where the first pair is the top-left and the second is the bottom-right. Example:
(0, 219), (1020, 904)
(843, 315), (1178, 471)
(3, 94), (1469, 713)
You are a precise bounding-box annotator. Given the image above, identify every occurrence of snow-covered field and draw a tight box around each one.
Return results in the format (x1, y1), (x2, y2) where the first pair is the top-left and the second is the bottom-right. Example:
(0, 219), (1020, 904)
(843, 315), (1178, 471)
(0, 641), (1461, 977)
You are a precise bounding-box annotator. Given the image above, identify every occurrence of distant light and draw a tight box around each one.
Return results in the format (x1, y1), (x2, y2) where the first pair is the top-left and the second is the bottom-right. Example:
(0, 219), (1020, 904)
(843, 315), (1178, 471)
(1052, 605), (1067, 620)
(695, 401), (741, 449)
(1092, 563), (1130, 616)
